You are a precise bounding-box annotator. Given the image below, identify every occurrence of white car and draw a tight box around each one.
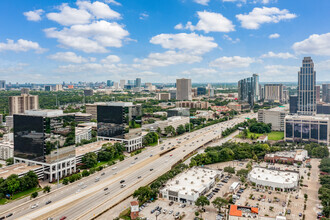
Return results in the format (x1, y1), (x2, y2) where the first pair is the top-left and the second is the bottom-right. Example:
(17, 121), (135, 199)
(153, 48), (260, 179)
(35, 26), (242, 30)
(112, 167), (117, 170)
(31, 204), (38, 209)
(76, 189), (81, 194)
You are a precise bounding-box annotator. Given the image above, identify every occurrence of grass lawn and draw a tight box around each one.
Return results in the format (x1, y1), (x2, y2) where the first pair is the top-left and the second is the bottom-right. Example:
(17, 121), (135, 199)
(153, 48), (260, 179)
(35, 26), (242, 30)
(0, 187), (42, 205)
(237, 130), (284, 141)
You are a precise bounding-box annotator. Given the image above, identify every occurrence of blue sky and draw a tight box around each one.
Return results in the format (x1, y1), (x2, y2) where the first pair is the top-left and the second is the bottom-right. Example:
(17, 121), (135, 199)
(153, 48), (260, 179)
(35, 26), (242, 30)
(0, 0), (329, 83)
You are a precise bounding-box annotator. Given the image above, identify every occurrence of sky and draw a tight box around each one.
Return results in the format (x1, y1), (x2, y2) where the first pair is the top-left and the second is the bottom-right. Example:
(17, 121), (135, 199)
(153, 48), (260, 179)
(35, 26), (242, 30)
(0, 0), (329, 84)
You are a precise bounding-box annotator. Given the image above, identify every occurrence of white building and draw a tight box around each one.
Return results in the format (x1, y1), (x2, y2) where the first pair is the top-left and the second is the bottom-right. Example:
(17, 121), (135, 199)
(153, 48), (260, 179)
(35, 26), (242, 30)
(160, 167), (221, 205)
(0, 141), (13, 160)
(248, 168), (299, 190)
(75, 126), (92, 144)
(230, 182), (241, 193)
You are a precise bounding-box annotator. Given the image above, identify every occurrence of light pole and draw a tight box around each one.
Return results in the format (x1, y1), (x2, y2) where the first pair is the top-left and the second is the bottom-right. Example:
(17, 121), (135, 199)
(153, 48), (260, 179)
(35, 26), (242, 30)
(57, 142), (60, 189)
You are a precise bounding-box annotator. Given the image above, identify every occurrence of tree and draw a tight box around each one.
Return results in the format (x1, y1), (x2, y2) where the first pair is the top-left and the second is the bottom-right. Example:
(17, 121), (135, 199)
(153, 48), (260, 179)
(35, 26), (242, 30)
(311, 146), (329, 158)
(212, 197), (229, 213)
(133, 186), (157, 203)
(6, 158), (13, 166)
(224, 166), (235, 174)
(176, 125), (185, 135)
(156, 127), (162, 134)
(31, 192), (38, 199)
(6, 175), (20, 195)
(164, 126), (176, 136)
(62, 178), (69, 185)
(236, 169), (249, 177)
(82, 170), (90, 177)
(43, 186), (51, 193)
(81, 152), (98, 168)
(195, 196), (210, 211)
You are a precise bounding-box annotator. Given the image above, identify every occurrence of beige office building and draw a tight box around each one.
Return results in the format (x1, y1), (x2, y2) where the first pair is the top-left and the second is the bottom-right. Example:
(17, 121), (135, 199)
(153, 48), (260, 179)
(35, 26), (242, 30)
(9, 94), (39, 115)
(176, 78), (192, 101)
(156, 93), (171, 101)
(264, 84), (285, 103)
(258, 106), (288, 131)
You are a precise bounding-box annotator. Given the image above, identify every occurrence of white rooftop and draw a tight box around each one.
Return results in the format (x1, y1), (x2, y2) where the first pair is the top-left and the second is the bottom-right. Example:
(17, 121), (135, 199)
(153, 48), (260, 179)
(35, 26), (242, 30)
(161, 167), (219, 197)
(249, 168), (299, 185)
(167, 116), (189, 122)
(24, 109), (64, 117)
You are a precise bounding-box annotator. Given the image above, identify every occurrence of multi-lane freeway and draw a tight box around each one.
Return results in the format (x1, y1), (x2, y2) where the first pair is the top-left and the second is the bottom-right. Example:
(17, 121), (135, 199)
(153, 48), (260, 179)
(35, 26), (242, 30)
(0, 112), (256, 220)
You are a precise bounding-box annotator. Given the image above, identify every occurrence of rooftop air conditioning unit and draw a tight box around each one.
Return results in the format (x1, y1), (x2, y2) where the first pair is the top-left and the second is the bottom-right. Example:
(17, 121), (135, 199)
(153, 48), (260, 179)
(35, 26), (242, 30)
(176, 180), (179, 184)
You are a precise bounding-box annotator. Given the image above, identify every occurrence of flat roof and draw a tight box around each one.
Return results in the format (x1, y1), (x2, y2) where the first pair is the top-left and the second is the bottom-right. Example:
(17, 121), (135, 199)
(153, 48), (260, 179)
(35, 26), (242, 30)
(0, 163), (42, 179)
(229, 205), (258, 217)
(285, 114), (330, 121)
(249, 167), (299, 185)
(24, 109), (64, 117)
(161, 167), (219, 196)
(75, 140), (117, 157)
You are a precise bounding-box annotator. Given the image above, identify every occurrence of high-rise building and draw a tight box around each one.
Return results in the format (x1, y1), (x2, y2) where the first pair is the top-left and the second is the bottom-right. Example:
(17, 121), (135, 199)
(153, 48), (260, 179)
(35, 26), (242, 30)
(21, 88), (30, 95)
(45, 85), (52, 91)
(176, 78), (192, 101)
(238, 74), (260, 107)
(84, 89), (94, 96)
(264, 84), (284, 103)
(297, 57), (316, 115)
(9, 94), (39, 115)
(14, 110), (76, 182)
(120, 80), (125, 89)
(316, 85), (321, 103)
(107, 80), (113, 87)
(289, 95), (298, 114)
(54, 84), (63, 91)
(135, 78), (141, 88)
(128, 80), (134, 86)
(197, 87), (206, 96)
(0, 80), (6, 90)
(322, 84), (330, 103)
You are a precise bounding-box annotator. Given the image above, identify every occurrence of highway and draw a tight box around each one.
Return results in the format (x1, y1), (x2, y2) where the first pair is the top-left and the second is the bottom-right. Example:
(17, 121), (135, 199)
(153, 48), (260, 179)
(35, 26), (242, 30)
(0, 112), (256, 220)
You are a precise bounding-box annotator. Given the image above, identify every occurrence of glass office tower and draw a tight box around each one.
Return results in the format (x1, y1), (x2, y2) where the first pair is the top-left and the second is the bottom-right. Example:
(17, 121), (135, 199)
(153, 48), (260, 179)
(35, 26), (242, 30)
(297, 57), (316, 115)
(238, 74), (260, 107)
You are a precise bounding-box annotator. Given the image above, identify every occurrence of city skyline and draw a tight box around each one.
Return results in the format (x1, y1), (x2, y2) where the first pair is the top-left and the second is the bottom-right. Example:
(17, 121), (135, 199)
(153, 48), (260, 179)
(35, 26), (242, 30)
(0, 0), (330, 83)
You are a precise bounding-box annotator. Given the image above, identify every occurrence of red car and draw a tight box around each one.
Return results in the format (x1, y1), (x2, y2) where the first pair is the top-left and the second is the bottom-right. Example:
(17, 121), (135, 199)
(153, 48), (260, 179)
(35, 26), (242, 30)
(60, 217), (67, 220)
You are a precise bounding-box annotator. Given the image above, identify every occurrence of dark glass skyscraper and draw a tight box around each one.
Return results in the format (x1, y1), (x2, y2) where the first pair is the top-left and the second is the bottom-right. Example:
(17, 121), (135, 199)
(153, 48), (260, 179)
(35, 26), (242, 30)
(297, 57), (316, 115)
(135, 78), (141, 88)
(238, 74), (259, 107)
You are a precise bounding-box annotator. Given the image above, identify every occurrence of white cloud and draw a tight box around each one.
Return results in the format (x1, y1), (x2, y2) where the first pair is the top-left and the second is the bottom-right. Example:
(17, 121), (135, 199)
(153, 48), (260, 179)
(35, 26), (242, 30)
(105, 0), (122, 6)
(292, 33), (330, 56)
(44, 20), (129, 53)
(134, 50), (202, 67)
(47, 3), (92, 26)
(100, 55), (121, 63)
(210, 56), (257, 69)
(261, 51), (296, 59)
(77, 1), (121, 19)
(194, 0), (210, 6)
(0, 39), (45, 53)
(176, 11), (235, 33)
(48, 52), (89, 63)
(223, 34), (240, 43)
(222, 0), (277, 5)
(150, 33), (217, 54)
(139, 13), (149, 20)
(269, 33), (280, 39)
(236, 7), (297, 29)
(23, 9), (44, 21)
(263, 65), (297, 81)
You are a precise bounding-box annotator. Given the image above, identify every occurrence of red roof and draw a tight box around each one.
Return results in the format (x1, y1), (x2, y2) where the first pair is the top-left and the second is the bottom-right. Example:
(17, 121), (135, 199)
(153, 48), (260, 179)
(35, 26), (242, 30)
(130, 201), (139, 206)
(229, 205), (258, 217)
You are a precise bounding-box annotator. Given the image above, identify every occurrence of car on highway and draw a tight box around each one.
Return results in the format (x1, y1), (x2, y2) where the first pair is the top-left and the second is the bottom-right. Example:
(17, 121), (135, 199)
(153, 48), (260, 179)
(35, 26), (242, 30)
(101, 172), (105, 176)
(60, 217), (67, 220)
(46, 200), (52, 205)
(120, 180), (125, 183)
(82, 185), (87, 189)
(95, 177), (100, 182)
(31, 204), (38, 209)
(105, 191), (110, 195)
(135, 157), (138, 160)
(104, 187), (108, 191)
(112, 167), (117, 170)
(121, 184), (126, 188)
(76, 189), (81, 193)
(138, 176), (142, 179)
(150, 168), (154, 171)
(131, 161), (135, 164)
(5, 213), (13, 218)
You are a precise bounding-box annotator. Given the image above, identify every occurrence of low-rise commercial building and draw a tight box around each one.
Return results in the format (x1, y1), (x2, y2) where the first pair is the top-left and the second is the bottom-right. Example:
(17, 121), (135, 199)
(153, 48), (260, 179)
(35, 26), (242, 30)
(229, 205), (259, 220)
(228, 102), (250, 112)
(0, 163), (44, 180)
(258, 106), (288, 131)
(284, 114), (330, 145)
(156, 93), (171, 101)
(264, 150), (308, 164)
(195, 110), (215, 120)
(248, 167), (299, 190)
(75, 126), (92, 144)
(230, 182), (241, 193)
(75, 112), (92, 123)
(160, 167), (221, 204)
(176, 101), (210, 109)
(167, 108), (190, 117)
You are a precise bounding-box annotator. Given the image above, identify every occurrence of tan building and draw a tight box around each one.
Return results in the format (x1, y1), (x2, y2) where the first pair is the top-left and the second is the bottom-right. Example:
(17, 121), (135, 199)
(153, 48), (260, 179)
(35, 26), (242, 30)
(258, 106), (288, 131)
(176, 78), (192, 100)
(54, 84), (63, 91)
(227, 102), (250, 112)
(264, 84), (286, 103)
(86, 102), (105, 120)
(9, 94), (39, 115)
(176, 101), (210, 109)
(156, 93), (171, 101)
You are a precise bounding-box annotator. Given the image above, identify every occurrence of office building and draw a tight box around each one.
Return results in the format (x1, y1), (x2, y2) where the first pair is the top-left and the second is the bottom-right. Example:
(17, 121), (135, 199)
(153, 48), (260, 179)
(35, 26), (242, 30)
(14, 110), (76, 182)
(5, 116), (13, 129)
(0, 80), (5, 90)
(169, 89), (176, 100)
(167, 108), (190, 117)
(264, 84), (285, 103)
(84, 89), (94, 96)
(197, 87), (206, 96)
(160, 167), (221, 204)
(238, 74), (260, 106)
(75, 126), (92, 144)
(96, 102), (143, 152)
(9, 94), (39, 115)
(54, 84), (63, 91)
(264, 150), (308, 164)
(21, 88), (30, 95)
(323, 84), (330, 103)
(297, 57), (316, 115)
(128, 80), (134, 86)
(258, 106), (288, 131)
(0, 133), (14, 160)
(0, 114), (3, 125)
(317, 103), (330, 114)
(289, 95), (298, 114)
(45, 85), (52, 91)
(227, 102), (250, 112)
(86, 102), (106, 120)
(229, 205), (259, 220)
(176, 78), (192, 101)
(156, 93), (171, 101)
(135, 78), (141, 88)
(284, 114), (329, 145)
(75, 112), (92, 123)
(120, 80), (125, 89)
(316, 85), (321, 103)
(206, 84), (215, 97)
(107, 80), (113, 87)
(248, 167), (299, 190)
